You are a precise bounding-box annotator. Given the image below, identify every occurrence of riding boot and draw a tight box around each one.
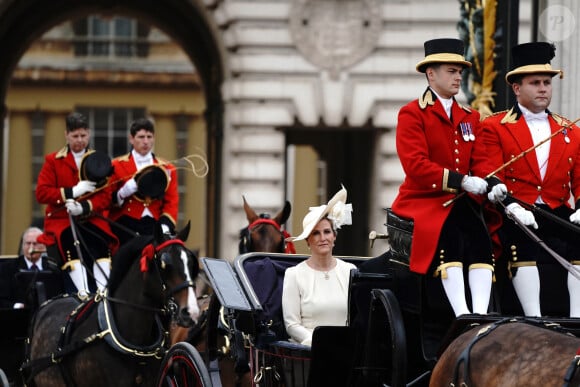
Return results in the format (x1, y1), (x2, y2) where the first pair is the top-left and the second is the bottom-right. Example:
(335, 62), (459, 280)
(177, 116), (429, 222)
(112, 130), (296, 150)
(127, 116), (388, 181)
(468, 264), (493, 314)
(93, 258), (111, 292)
(438, 262), (470, 316)
(511, 264), (541, 317)
(567, 263), (580, 318)
(62, 259), (89, 297)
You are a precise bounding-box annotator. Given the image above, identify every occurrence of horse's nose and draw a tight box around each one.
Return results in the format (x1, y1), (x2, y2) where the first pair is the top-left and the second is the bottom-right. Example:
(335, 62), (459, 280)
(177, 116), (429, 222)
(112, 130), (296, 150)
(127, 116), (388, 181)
(177, 308), (194, 328)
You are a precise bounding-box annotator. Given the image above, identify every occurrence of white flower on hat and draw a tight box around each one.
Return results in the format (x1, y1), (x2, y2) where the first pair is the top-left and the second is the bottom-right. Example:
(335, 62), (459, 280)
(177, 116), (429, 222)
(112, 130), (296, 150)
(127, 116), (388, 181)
(285, 185), (351, 242)
(327, 200), (352, 230)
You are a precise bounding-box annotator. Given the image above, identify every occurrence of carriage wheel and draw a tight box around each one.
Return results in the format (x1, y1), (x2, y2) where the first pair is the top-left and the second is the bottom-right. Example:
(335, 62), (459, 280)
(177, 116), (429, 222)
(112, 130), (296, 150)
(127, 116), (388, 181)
(0, 368), (8, 387)
(157, 342), (213, 387)
(365, 288), (407, 387)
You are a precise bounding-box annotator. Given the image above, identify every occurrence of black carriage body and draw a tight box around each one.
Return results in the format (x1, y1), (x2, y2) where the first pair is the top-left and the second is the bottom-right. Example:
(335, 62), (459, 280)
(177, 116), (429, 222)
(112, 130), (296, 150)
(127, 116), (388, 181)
(0, 254), (64, 385)
(201, 252), (455, 387)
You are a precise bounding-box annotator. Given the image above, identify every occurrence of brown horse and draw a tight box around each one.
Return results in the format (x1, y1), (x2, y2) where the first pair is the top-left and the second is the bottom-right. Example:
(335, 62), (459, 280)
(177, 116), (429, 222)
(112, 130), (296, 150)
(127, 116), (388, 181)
(239, 196), (293, 254)
(430, 318), (580, 387)
(171, 197), (293, 387)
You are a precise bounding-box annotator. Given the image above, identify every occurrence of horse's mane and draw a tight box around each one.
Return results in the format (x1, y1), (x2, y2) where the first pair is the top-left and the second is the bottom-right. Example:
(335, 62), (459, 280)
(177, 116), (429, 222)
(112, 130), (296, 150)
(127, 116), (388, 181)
(107, 235), (154, 292)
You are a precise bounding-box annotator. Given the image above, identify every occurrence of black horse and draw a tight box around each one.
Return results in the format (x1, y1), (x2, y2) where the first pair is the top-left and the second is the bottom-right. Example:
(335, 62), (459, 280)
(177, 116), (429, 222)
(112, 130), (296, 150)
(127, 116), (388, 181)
(23, 222), (198, 387)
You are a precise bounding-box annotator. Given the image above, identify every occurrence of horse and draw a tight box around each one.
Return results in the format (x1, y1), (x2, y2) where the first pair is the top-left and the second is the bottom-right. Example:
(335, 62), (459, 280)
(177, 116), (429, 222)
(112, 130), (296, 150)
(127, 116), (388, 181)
(171, 197), (293, 387)
(430, 317), (580, 387)
(238, 196), (294, 254)
(22, 222), (198, 387)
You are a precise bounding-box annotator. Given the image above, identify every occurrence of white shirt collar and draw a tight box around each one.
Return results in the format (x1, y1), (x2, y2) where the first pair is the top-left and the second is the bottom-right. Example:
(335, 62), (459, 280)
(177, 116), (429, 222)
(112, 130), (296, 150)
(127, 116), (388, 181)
(132, 149), (153, 170)
(519, 103), (548, 122)
(72, 149), (86, 169)
(24, 257), (42, 270)
(430, 88), (453, 118)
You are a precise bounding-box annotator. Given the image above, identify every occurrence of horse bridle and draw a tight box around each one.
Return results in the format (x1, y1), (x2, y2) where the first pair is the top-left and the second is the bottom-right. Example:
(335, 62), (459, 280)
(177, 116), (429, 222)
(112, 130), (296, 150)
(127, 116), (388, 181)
(239, 217), (286, 254)
(138, 238), (196, 327)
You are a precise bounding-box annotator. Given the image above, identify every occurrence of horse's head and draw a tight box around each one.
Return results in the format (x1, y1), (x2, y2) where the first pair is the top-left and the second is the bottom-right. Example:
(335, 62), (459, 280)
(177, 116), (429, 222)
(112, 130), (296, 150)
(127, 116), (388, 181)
(140, 221), (199, 328)
(239, 196), (292, 253)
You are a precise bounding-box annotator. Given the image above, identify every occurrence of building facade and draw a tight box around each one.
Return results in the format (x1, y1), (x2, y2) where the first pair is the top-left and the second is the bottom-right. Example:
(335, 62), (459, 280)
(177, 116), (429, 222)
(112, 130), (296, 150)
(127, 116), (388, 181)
(4, 0), (575, 263)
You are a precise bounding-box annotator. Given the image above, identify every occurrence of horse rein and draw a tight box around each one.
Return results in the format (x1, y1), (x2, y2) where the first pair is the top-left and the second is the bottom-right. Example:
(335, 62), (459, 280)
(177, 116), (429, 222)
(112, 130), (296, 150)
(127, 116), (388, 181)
(564, 349), (580, 387)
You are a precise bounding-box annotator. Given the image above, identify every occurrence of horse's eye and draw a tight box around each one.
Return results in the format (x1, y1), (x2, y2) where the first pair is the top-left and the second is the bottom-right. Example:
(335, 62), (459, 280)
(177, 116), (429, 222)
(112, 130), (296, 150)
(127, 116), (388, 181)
(160, 253), (172, 268)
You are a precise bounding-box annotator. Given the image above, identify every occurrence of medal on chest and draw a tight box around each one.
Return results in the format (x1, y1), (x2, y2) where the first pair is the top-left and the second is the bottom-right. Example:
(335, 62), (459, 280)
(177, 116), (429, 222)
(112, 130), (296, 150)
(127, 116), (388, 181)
(563, 128), (571, 143)
(459, 122), (475, 142)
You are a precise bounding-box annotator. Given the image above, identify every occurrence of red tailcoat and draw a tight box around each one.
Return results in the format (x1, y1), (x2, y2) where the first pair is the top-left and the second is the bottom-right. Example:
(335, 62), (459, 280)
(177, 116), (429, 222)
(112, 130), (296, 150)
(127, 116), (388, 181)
(391, 89), (497, 274)
(35, 146), (119, 260)
(109, 153), (179, 227)
(481, 106), (580, 208)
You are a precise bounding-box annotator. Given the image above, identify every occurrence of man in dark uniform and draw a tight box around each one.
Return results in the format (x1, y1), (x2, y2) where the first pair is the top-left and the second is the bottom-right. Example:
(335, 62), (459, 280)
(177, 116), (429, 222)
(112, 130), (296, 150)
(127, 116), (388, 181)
(390, 38), (506, 317)
(0, 227), (62, 309)
(481, 42), (580, 317)
(36, 112), (119, 295)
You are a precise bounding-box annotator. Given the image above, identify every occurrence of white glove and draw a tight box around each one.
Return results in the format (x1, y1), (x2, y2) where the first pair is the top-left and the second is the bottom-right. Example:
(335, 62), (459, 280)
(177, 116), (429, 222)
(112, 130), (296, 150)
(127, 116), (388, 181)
(461, 176), (488, 195)
(118, 178), (138, 200)
(570, 209), (580, 225)
(488, 183), (508, 203)
(65, 199), (84, 216)
(506, 203), (538, 229)
(161, 224), (171, 234)
(72, 180), (96, 198)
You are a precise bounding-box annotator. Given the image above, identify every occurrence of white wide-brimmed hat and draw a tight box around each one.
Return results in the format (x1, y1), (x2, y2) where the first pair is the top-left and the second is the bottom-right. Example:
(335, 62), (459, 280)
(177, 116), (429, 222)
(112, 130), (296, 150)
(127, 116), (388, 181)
(286, 185), (353, 242)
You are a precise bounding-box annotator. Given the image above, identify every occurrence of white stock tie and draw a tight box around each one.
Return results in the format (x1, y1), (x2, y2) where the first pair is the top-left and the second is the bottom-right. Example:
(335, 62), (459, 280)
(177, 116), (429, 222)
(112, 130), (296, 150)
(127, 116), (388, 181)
(524, 111), (548, 122)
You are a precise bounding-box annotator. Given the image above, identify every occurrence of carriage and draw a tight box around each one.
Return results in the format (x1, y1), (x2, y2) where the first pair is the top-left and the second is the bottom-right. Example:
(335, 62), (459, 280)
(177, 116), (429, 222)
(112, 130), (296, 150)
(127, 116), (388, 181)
(158, 206), (580, 387)
(4, 209), (580, 387)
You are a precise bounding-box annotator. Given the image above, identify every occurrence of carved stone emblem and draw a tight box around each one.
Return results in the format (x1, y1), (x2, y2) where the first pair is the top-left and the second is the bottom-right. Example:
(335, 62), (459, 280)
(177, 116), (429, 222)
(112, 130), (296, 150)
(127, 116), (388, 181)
(289, 0), (382, 75)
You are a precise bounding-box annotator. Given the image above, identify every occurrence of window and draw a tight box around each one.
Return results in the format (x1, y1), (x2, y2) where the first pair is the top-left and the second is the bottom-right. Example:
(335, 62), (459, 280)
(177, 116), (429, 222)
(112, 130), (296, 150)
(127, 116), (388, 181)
(77, 107), (146, 157)
(31, 111), (46, 224)
(72, 16), (150, 58)
(175, 114), (189, 226)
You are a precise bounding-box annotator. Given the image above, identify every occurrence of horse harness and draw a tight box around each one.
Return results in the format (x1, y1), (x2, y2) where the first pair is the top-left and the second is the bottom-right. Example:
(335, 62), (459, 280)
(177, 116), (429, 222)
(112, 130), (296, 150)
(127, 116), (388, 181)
(563, 348), (580, 387)
(450, 317), (579, 387)
(239, 216), (295, 254)
(21, 239), (194, 384)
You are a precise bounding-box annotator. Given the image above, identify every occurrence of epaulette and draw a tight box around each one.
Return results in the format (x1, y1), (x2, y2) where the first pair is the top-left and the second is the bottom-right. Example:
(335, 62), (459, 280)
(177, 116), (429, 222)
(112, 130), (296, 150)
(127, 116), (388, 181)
(550, 112), (574, 127)
(113, 153), (131, 162)
(500, 107), (518, 124)
(457, 102), (472, 113)
(55, 146), (69, 159)
(486, 109), (509, 118)
(155, 156), (173, 168)
(418, 89), (435, 109)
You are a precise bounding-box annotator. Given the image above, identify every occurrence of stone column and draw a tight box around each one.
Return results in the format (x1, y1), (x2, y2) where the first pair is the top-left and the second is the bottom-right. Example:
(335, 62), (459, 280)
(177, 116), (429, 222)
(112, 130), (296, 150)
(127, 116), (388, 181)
(540, 0), (579, 118)
(3, 111), (32, 253)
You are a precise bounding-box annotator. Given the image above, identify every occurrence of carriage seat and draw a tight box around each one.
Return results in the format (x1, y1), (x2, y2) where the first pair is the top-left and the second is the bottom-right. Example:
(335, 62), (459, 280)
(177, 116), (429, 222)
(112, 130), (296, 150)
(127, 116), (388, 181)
(237, 253), (368, 387)
(235, 253), (370, 345)
(239, 254), (304, 344)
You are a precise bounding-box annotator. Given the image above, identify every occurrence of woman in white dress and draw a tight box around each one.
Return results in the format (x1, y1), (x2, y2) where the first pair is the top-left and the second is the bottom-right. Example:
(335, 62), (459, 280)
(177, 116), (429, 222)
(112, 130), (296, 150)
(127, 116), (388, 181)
(282, 186), (356, 346)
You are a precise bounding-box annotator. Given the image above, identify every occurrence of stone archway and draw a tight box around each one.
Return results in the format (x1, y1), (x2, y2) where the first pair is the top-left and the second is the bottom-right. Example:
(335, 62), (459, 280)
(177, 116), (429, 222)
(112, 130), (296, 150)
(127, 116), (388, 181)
(0, 0), (225, 256)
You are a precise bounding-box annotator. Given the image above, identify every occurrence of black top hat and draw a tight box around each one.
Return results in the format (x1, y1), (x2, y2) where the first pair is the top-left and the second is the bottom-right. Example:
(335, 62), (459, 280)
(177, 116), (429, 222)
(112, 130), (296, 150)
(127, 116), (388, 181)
(79, 150), (113, 188)
(135, 164), (169, 200)
(415, 38), (472, 73)
(505, 42), (563, 84)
